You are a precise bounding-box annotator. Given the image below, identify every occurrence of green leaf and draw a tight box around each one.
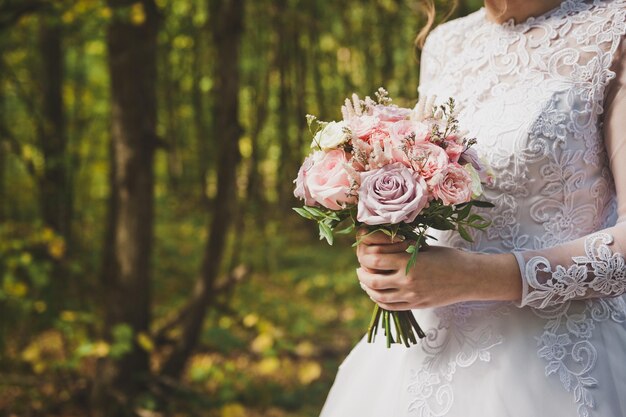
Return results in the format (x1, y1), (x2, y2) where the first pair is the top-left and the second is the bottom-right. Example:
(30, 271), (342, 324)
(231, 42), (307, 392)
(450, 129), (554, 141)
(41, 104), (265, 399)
(405, 248), (419, 274)
(376, 228), (394, 237)
(334, 224), (355, 235)
(303, 206), (325, 219)
(329, 211), (342, 221)
(428, 217), (456, 230)
(293, 207), (315, 220)
(458, 225), (474, 242)
(352, 227), (393, 247)
(467, 214), (483, 223)
(468, 214), (491, 229)
(318, 222), (334, 245)
(470, 200), (495, 208)
(456, 204), (472, 221)
(473, 219), (492, 229)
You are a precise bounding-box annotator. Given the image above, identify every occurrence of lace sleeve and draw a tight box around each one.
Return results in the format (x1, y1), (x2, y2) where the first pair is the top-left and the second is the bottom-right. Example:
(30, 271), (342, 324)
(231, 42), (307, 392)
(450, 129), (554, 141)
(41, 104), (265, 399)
(514, 38), (626, 309)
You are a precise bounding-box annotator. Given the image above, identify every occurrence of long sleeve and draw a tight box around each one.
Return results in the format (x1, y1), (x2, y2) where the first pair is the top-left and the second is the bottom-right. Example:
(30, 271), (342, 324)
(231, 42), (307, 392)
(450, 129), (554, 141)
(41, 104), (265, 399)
(514, 39), (626, 309)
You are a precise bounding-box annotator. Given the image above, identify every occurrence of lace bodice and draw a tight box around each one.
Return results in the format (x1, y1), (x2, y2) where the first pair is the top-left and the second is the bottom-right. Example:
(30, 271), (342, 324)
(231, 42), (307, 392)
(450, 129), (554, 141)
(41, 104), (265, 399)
(420, 0), (626, 304)
(418, 1), (626, 416)
(319, 3), (626, 417)
(420, 0), (625, 255)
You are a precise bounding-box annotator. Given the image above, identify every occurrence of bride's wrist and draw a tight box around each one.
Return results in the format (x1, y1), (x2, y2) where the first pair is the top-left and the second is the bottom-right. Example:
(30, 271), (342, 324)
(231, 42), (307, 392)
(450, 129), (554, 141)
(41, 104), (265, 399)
(469, 252), (523, 302)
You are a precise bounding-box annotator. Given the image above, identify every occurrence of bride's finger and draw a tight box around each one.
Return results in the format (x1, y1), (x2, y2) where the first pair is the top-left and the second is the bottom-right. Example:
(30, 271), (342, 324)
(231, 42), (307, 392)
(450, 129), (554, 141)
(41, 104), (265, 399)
(359, 282), (405, 304)
(356, 267), (400, 290)
(361, 241), (410, 254)
(375, 301), (412, 311)
(358, 252), (408, 271)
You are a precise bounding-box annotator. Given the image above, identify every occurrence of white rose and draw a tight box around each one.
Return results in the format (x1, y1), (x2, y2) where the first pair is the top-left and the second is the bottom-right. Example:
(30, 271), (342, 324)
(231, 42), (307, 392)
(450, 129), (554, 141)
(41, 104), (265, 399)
(311, 121), (349, 150)
(464, 163), (484, 198)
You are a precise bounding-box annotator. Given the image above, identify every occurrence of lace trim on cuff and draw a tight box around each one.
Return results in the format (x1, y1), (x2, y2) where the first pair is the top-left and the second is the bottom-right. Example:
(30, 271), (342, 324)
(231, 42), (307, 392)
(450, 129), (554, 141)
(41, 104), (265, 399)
(519, 233), (626, 309)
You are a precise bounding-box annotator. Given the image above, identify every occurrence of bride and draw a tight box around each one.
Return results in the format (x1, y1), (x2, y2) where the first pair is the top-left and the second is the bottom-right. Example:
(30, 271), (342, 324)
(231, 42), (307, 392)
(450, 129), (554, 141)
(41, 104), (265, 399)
(319, 0), (626, 416)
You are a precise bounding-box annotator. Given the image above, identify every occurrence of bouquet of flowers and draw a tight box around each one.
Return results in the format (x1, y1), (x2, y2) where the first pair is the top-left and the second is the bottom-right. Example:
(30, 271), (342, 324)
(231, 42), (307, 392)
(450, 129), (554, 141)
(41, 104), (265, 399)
(293, 88), (493, 348)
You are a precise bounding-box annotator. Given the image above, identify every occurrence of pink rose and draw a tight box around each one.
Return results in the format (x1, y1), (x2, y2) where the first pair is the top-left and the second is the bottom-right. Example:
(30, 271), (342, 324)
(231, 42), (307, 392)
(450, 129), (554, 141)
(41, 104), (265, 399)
(406, 142), (449, 179)
(444, 138), (464, 163)
(368, 133), (394, 169)
(388, 120), (429, 145)
(387, 120), (430, 163)
(349, 115), (380, 139)
(306, 150), (357, 210)
(430, 164), (473, 205)
(369, 127), (391, 145)
(357, 163), (429, 225)
(293, 154), (317, 206)
(372, 104), (412, 122)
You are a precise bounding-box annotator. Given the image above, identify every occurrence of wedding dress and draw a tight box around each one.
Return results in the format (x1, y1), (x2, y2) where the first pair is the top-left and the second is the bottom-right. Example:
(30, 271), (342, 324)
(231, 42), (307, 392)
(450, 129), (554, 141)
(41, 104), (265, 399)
(319, 1), (626, 416)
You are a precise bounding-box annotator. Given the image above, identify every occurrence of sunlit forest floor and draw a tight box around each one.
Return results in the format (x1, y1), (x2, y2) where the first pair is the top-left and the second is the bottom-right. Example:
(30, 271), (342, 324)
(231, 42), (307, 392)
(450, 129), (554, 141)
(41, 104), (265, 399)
(0, 0), (481, 415)
(0, 213), (370, 417)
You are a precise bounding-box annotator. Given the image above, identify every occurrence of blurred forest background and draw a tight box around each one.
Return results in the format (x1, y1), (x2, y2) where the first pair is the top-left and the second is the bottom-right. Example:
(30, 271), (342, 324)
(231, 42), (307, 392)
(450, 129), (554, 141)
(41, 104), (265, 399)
(0, 0), (480, 416)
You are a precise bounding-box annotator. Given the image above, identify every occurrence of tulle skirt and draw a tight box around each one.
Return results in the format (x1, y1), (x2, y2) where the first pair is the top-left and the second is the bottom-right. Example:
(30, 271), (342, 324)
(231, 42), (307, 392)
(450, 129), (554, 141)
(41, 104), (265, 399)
(319, 300), (626, 417)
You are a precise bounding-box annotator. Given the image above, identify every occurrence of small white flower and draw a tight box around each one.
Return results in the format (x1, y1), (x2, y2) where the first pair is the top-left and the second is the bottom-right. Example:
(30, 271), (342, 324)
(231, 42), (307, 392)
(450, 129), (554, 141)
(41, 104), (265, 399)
(311, 121), (349, 150)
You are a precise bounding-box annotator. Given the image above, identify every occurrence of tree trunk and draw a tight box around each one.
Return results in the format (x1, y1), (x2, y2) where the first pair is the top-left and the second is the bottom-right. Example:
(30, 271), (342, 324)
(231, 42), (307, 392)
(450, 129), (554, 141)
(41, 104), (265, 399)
(0, 47), (6, 223)
(293, 25), (307, 150)
(160, 0), (244, 379)
(191, 15), (211, 205)
(67, 40), (87, 255)
(275, 0), (295, 209)
(94, 1), (160, 414)
(245, 67), (269, 218)
(36, 17), (73, 317)
(377, 2), (398, 89)
(244, 4), (271, 221)
(162, 36), (183, 190)
(37, 19), (70, 240)
(308, 3), (326, 119)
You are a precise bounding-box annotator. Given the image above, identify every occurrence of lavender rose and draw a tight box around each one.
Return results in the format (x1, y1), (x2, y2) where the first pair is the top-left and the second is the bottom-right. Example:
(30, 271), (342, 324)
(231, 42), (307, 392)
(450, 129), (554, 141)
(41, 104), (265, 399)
(458, 147), (495, 186)
(357, 163), (429, 225)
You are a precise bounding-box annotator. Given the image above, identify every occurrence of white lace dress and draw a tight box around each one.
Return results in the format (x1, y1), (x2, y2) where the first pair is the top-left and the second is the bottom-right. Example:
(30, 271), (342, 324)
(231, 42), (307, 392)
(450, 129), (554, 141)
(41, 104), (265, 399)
(319, 2), (626, 417)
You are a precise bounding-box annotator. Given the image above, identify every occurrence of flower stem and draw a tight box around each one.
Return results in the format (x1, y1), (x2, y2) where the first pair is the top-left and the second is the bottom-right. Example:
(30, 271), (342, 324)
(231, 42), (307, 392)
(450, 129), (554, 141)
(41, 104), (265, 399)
(367, 304), (381, 343)
(406, 310), (426, 339)
(392, 312), (410, 348)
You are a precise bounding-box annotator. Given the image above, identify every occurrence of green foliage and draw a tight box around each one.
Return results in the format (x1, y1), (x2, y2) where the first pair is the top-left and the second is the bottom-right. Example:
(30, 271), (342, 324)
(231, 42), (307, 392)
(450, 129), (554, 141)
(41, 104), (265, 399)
(109, 323), (134, 359)
(0, 0), (479, 415)
(0, 224), (58, 317)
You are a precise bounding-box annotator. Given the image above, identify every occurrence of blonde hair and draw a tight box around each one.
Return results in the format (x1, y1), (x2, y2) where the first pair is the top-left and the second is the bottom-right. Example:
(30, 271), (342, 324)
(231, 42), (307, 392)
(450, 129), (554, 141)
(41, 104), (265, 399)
(414, 0), (508, 52)
(413, 0), (459, 51)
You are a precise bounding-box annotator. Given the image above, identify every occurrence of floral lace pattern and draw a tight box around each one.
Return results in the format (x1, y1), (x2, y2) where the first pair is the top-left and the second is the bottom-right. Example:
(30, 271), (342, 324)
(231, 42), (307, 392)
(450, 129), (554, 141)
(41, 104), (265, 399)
(406, 302), (507, 416)
(407, 369), (452, 417)
(414, 1), (626, 416)
(521, 233), (626, 308)
(519, 233), (626, 416)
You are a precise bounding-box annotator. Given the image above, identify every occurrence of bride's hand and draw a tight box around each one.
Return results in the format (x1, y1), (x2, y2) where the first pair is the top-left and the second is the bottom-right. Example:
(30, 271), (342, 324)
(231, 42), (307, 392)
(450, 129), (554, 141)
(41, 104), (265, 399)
(355, 230), (522, 310)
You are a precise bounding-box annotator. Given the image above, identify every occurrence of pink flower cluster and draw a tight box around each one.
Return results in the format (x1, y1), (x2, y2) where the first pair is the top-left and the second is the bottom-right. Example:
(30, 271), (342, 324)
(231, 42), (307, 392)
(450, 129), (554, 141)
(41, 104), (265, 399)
(294, 93), (488, 226)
